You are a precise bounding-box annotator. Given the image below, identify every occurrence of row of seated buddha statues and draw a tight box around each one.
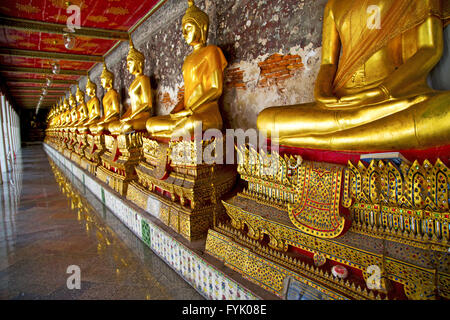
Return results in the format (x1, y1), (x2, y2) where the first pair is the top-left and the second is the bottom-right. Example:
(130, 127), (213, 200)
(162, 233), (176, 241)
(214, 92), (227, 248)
(45, 0), (237, 241)
(45, 0), (449, 299)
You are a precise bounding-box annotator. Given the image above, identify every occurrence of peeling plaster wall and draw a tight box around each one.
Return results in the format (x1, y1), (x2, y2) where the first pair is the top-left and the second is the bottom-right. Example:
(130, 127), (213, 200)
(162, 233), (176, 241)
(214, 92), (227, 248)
(69, 0), (329, 127)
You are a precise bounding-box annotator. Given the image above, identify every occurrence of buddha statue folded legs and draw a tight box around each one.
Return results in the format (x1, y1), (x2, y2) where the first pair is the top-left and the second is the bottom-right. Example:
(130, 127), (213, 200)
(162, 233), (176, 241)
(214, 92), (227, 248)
(257, 0), (450, 152)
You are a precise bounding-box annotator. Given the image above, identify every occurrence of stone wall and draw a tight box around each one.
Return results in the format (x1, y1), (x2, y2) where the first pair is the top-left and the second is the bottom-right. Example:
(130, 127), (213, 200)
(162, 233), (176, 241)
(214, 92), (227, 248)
(69, 0), (449, 132)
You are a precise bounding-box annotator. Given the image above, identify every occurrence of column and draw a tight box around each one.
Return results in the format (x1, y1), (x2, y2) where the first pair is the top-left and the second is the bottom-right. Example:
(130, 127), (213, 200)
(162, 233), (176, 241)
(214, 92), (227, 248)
(5, 101), (14, 159)
(0, 95), (8, 173)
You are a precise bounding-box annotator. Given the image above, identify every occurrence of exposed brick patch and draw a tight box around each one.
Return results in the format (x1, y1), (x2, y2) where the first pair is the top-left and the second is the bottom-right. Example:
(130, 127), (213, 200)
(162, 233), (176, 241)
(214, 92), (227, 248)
(224, 53), (304, 91)
(225, 68), (246, 90)
(258, 53), (304, 88)
(158, 86), (185, 112)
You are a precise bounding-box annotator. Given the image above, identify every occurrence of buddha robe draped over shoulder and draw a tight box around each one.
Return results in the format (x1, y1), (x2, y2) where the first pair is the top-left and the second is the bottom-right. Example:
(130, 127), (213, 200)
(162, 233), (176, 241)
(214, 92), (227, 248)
(257, 0), (450, 152)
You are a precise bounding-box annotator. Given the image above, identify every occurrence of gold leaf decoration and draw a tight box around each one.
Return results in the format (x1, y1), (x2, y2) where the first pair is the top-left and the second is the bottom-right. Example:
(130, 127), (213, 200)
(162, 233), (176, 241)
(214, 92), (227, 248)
(9, 35), (25, 41)
(106, 7), (129, 15)
(16, 3), (39, 14)
(50, 0), (84, 10)
(49, 14), (69, 23)
(86, 15), (108, 23)
(21, 42), (36, 48)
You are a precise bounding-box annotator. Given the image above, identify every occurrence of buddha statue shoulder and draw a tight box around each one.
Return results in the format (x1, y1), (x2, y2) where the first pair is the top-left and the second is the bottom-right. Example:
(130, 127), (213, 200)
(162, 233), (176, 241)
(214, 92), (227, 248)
(92, 63), (120, 135)
(83, 76), (101, 131)
(257, 0), (450, 151)
(146, 0), (227, 140)
(108, 39), (152, 135)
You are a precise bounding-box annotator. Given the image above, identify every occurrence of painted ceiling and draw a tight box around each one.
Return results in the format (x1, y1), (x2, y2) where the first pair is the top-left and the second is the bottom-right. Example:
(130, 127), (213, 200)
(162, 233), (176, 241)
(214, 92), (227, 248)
(0, 0), (162, 110)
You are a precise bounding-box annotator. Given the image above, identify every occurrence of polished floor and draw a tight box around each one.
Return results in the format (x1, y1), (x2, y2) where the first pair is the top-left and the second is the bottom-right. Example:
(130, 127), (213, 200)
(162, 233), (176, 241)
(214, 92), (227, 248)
(0, 144), (203, 300)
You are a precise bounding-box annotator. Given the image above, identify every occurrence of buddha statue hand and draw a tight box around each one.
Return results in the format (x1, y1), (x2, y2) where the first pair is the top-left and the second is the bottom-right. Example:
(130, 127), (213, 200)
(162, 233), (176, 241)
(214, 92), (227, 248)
(170, 109), (192, 119)
(324, 86), (390, 109)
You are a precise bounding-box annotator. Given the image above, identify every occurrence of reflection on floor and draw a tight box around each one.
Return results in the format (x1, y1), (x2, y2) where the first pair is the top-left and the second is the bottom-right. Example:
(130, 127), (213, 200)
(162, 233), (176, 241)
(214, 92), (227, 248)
(0, 144), (203, 300)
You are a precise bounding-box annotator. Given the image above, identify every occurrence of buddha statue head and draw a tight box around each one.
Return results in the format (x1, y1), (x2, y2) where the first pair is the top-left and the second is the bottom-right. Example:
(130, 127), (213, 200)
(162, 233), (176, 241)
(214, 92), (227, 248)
(68, 92), (77, 108)
(127, 38), (145, 76)
(86, 75), (97, 98)
(76, 85), (85, 104)
(100, 62), (114, 90)
(182, 0), (209, 47)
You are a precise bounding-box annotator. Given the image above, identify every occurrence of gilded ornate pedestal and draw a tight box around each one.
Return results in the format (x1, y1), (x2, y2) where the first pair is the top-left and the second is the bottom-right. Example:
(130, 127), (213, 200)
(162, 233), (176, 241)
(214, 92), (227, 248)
(81, 133), (105, 175)
(126, 137), (237, 241)
(205, 146), (450, 300)
(71, 133), (88, 166)
(96, 132), (144, 196)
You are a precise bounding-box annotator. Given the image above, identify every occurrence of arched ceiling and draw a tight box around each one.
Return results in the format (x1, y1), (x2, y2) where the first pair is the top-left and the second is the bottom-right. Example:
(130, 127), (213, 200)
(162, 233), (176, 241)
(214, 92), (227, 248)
(0, 0), (165, 110)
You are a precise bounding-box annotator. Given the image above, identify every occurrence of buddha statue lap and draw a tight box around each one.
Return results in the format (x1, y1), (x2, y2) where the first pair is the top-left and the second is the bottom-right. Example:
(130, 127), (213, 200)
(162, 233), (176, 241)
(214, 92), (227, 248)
(257, 0), (450, 153)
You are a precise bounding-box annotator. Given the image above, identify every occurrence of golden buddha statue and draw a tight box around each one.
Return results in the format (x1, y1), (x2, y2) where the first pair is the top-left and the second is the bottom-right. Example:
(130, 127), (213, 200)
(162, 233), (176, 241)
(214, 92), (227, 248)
(74, 85), (89, 131)
(107, 39), (152, 135)
(68, 92), (79, 131)
(145, 0), (227, 139)
(83, 76), (101, 130)
(257, 0), (450, 151)
(91, 63), (120, 135)
(61, 97), (71, 131)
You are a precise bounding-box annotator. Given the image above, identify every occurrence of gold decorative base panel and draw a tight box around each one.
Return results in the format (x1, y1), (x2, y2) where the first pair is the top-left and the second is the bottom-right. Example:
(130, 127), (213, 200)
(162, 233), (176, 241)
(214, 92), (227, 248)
(126, 137), (237, 241)
(63, 148), (73, 159)
(206, 228), (356, 300)
(127, 181), (222, 241)
(218, 194), (450, 300)
(80, 157), (98, 175)
(70, 152), (83, 166)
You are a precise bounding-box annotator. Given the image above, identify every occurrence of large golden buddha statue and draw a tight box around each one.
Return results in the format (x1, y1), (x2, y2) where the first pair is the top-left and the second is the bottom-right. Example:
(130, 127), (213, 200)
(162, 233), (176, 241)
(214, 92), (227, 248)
(107, 39), (152, 135)
(61, 97), (71, 132)
(257, 0), (450, 151)
(145, 0), (227, 139)
(68, 92), (78, 126)
(83, 76), (101, 130)
(74, 85), (88, 131)
(91, 63), (120, 135)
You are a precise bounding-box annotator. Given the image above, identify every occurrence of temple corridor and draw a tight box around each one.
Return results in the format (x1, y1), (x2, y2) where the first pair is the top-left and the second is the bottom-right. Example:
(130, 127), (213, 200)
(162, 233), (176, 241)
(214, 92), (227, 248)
(0, 144), (203, 300)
